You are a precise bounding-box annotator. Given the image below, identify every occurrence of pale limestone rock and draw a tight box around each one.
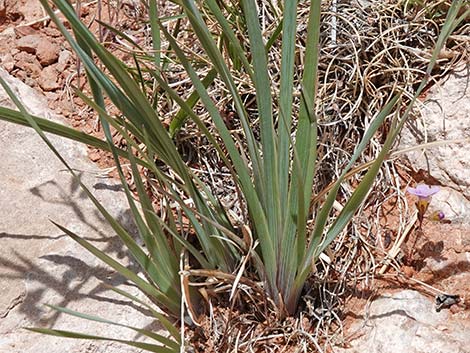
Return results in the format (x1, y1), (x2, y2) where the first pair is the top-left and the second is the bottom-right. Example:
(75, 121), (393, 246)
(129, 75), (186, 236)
(0, 68), (161, 353)
(336, 290), (470, 353)
(400, 66), (470, 222)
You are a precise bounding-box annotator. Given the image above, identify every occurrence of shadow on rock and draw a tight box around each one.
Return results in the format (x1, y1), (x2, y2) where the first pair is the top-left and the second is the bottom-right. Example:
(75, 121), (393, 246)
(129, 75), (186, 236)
(0, 249), (150, 327)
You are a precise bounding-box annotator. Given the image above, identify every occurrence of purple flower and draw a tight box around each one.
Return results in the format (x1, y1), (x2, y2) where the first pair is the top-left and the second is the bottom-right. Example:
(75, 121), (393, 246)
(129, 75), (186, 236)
(407, 184), (440, 199)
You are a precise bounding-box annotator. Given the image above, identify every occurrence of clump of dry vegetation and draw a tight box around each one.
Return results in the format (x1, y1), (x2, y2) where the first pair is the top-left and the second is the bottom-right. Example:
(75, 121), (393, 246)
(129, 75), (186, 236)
(2, 0), (468, 352)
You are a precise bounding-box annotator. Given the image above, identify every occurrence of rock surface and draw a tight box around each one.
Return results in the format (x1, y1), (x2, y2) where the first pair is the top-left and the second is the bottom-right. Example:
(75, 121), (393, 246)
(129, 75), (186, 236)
(0, 68), (162, 352)
(0, 51), (14, 72)
(16, 34), (41, 54)
(400, 66), (470, 223)
(38, 65), (60, 91)
(12, 51), (41, 77)
(36, 37), (60, 66)
(16, 34), (59, 67)
(336, 290), (470, 353)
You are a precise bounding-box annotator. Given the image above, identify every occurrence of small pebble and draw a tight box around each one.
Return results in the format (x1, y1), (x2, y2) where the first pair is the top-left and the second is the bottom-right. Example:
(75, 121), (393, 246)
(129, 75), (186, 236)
(402, 265), (415, 277)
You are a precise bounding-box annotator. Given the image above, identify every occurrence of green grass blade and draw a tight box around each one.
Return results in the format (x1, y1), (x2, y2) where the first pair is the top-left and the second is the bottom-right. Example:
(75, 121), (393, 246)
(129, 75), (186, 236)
(109, 149), (180, 297)
(169, 67), (217, 137)
(289, 0), (321, 223)
(44, 304), (178, 350)
(51, 221), (178, 313)
(157, 19), (273, 266)
(318, 117), (399, 256)
(203, 0), (254, 79)
(127, 149), (181, 275)
(278, 0), (298, 204)
(307, 94), (399, 260)
(149, 0), (162, 68)
(25, 328), (176, 353)
(273, 0), (300, 299)
(179, 0), (264, 191)
(239, 0), (280, 295)
(0, 106), (127, 158)
(78, 76), (181, 298)
(265, 18), (283, 52)
(106, 285), (181, 341)
(41, 0), (186, 176)
(241, 0), (278, 219)
(271, 1), (321, 312)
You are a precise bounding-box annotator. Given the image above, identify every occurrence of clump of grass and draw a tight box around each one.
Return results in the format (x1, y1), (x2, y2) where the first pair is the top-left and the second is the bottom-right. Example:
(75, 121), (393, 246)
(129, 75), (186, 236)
(0, 0), (468, 352)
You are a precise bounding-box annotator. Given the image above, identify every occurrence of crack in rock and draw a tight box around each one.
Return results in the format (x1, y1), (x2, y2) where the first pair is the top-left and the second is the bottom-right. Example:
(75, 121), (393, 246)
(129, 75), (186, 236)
(0, 291), (26, 319)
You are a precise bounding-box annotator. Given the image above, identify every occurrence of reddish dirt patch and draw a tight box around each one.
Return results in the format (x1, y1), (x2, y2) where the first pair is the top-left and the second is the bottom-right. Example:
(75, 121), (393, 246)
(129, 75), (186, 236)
(0, 0), (137, 173)
(341, 192), (470, 339)
(408, 221), (470, 312)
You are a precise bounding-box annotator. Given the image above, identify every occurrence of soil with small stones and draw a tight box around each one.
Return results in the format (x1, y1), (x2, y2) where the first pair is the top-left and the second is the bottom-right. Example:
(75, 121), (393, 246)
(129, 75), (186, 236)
(1, 0), (469, 351)
(341, 186), (470, 344)
(0, 0), (127, 173)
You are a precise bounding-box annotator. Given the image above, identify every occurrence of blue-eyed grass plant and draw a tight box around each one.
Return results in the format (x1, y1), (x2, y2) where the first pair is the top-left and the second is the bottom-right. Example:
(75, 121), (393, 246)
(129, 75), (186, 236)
(0, 0), (468, 350)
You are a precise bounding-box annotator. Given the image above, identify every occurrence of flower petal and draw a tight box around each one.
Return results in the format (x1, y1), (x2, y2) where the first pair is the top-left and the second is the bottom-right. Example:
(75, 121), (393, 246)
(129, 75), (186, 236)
(407, 184), (440, 198)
